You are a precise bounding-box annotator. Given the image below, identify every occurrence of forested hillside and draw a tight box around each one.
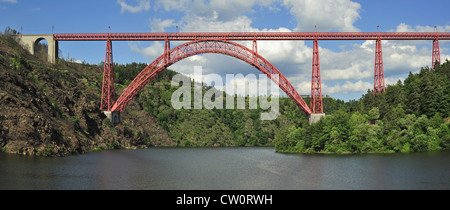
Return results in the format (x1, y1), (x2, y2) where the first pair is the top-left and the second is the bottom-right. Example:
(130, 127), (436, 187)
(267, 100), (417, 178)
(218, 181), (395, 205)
(275, 61), (450, 154)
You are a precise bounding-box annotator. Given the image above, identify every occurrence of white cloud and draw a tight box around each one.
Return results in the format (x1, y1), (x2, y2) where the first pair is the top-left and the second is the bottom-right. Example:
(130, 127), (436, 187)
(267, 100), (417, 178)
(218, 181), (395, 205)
(128, 41), (163, 60)
(395, 22), (450, 33)
(1, 0), (17, 3)
(323, 80), (372, 95)
(318, 45), (372, 81)
(323, 62), (372, 81)
(382, 40), (430, 71)
(154, 0), (361, 32)
(155, 0), (275, 21)
(255, 39), (311, 64)
(282, 0), (361, 32)
(117, 0), (150, 13)
(182, 13), (253, 32)
(395, 23), (415, 32)
(154, 0), (191, 12)
(150, 18), (177, 32)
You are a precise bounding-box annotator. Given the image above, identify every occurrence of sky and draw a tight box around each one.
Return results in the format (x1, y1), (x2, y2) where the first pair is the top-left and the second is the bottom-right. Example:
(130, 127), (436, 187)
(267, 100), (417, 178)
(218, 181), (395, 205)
(1, 0), (450, 101)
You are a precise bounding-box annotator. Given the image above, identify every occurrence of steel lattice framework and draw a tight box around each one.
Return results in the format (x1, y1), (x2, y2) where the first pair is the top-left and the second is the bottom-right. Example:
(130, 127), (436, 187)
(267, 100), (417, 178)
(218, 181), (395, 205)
(100, 39), (115, 110)
(374, 39), (385, 95)
(311, 39), (322, 113)
(432, 38), (441, 69)
(110, 39), (312, 114)
(52, 31), (450, 116)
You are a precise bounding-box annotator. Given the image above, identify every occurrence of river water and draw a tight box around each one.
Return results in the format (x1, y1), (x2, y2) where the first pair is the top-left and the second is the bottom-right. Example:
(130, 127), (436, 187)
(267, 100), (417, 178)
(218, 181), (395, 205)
(0, 147), (449, 190)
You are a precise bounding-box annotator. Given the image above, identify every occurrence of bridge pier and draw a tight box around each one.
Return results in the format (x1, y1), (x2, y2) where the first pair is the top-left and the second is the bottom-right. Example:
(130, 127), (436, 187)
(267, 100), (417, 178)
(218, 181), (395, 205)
(103, 111), (120, 126)
(373, 38), (385, 95)
(432, 38), (440, 69)
(311, 39), (323, 113)
(308, 113), (326, 124)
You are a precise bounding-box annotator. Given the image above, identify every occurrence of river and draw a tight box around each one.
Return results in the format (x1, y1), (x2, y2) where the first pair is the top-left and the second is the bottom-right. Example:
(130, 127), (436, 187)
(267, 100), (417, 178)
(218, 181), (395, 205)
(0, 147), (449, 190)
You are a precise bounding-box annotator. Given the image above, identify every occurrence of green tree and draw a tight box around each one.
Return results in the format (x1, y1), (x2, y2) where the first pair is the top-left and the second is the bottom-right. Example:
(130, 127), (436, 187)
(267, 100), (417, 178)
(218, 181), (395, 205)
(274, 125), (292, 152)
(404, 74), (422, 116)
(368, 107), (380, 123)
(438, 123), (450, 149)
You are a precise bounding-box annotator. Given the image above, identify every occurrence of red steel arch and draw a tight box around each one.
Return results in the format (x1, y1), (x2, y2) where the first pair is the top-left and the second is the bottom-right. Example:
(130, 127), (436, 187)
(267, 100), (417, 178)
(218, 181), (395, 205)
(110, 39), (312, 114)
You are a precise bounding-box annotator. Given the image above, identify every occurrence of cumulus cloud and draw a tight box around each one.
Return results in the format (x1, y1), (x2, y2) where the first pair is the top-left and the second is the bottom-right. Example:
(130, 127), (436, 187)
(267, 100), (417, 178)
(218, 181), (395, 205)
(155, 0), (275, 21)
(128, 41), (163, 60)
(150, 18), (178, 32)
(255, 39), (310, 64)
(323, 62), (372, 81)
(395, 22), (450, 33)
(153, 0), (361, 32)
(1, 0), (17, 3)
(282, 0), (361, 32)
(182, 12), (254, 32)
(153, 0), (191, 12)
(295, 78), (372, 96)
(117, 0), (150, 13)
(323, 80), (372, 94)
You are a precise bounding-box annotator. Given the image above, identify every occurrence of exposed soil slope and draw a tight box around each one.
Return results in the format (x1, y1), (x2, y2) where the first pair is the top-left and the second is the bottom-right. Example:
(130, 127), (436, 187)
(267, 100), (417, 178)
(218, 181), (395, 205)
(0, 36), (175, 156)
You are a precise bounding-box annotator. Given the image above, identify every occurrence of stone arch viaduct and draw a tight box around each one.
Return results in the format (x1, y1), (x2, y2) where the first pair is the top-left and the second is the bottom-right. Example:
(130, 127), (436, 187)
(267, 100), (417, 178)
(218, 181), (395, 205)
(18, 34), (58, 64)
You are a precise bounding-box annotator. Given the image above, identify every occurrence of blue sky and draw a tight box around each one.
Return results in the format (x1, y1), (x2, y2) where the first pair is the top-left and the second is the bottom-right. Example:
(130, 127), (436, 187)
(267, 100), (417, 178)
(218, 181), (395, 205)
(1, 0), (449, 101)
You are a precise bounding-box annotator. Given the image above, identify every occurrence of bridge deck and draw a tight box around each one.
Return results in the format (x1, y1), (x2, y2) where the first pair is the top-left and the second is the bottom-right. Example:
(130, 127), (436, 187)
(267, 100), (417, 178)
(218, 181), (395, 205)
(53, 32), (450, 41)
